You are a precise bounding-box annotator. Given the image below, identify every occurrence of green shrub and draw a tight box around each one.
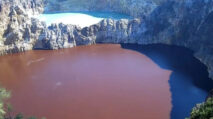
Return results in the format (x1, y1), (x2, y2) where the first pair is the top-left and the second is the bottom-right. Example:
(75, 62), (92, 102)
(0, 88), (10, 119)
(187, 97), (213, 119)
(15, 113), (24, 119)
(0, 88), (42, 119)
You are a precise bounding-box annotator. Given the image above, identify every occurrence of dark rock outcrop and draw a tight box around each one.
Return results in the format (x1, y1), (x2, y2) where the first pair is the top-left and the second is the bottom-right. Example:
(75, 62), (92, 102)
(207, 89), (213, 99)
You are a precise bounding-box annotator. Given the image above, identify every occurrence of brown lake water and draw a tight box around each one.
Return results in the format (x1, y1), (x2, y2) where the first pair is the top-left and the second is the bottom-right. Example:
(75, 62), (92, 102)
(0, 44), (172, 119)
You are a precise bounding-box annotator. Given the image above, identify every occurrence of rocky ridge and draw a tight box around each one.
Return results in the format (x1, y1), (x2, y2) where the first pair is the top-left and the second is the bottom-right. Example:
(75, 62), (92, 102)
(0, 0), (213, 79)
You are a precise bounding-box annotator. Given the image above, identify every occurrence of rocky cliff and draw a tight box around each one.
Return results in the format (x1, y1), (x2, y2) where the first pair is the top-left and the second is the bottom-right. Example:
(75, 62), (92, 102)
(0, 0), (213, 79)
(0, 0), (44, 54)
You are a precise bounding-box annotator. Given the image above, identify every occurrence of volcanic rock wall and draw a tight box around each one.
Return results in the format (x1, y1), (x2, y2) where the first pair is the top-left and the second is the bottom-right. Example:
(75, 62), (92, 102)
(0, 0), (44, 54)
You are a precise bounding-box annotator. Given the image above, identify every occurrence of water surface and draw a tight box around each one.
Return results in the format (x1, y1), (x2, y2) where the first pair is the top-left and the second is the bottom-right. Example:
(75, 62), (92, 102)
(37, 12), (131, 27)
(0, 44), (171, 119)
(0, 44), (212, 119)
(121, 44), (213, 119)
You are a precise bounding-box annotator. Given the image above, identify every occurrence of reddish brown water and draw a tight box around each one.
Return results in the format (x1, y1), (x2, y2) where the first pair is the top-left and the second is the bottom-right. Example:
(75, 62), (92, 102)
(0, 44), (172, 119)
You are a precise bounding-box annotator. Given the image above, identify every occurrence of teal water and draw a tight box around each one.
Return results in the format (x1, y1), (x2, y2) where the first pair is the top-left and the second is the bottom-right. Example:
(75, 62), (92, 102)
(37, 12), (131, 27)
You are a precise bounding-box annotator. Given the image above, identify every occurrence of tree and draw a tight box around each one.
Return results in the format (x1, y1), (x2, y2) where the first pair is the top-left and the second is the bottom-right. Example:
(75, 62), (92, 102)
(187, 97), (213, 119)
(15, 113), (24, 119)
(0, 88), (10, 119)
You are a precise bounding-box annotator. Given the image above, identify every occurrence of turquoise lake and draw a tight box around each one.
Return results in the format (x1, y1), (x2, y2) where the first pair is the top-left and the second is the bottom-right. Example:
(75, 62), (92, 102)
(37, 12), (131, 27)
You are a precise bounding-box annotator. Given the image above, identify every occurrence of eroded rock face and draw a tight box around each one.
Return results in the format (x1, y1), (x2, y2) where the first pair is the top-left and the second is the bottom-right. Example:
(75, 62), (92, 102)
(0, 0), (213, 80)
(0, 0), (44, 54)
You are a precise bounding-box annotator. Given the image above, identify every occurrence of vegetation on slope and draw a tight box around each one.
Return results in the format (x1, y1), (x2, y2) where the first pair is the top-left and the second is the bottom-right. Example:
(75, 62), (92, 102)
(187, 97), (213, 119)
(0, 88), (44, 119)
(0, 88), (10, 119)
